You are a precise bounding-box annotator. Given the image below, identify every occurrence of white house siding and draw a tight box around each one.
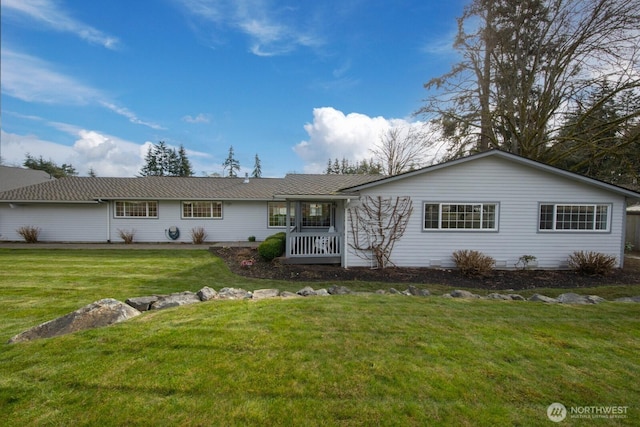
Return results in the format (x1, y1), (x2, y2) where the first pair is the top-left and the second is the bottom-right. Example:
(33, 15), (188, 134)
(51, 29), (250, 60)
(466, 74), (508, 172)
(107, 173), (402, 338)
(108, 200), (275, 243)
(345, 156), (627, 269)
(0, 203), (108, 242)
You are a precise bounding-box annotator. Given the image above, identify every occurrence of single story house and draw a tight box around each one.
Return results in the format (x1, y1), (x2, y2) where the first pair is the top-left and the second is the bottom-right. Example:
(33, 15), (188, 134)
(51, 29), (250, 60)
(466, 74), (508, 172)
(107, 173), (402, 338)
(1, 150), (638, 269)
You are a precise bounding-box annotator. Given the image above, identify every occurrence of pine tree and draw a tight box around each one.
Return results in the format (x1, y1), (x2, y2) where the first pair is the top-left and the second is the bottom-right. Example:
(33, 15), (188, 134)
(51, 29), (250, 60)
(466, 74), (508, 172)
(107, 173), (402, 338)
(139, 141), (193, 176)
(252, 154), (262, 178)
(222, 145), (241, 177)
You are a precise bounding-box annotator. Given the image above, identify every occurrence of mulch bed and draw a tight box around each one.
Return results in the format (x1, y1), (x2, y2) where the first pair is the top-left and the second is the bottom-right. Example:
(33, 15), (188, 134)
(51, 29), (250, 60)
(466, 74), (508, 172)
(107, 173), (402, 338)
(210, 247), (640, 291)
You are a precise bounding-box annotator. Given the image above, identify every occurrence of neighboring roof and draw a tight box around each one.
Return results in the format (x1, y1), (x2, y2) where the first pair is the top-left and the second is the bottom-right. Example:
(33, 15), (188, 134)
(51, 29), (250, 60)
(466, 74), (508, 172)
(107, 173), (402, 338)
(0, 176), (285, 202)
(275, 174), (381, 199)
(342, 150), (640, 199)
(0, 166), (54, 192)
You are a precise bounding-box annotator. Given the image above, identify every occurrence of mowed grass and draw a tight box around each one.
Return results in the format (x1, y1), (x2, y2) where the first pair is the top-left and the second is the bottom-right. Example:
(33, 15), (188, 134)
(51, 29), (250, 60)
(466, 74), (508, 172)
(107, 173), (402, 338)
(0, 249), (639, 426)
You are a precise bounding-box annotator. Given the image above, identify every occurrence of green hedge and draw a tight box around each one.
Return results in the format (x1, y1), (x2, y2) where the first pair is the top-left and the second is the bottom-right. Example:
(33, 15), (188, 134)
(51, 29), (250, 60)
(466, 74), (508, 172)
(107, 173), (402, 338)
(258, 233), (286, 261)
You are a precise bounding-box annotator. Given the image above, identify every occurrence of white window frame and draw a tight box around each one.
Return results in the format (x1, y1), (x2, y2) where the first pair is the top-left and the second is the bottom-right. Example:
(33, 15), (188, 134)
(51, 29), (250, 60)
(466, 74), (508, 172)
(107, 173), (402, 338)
(114, 201), (158, 218)
(423, 202), (499, 231)
(538, 203), (611, 232)
(181, 201), (222, 219)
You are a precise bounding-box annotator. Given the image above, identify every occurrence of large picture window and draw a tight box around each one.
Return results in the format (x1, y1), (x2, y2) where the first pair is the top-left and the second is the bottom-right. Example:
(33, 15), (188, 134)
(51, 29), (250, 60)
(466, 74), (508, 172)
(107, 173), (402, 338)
(302, 202), (332, 228)
(539, 204), (610, 232)
(182, 201), (222, 219)
(268, 202), (295, 227)
(115, 201), (158, 218)
(424, 203), (498, 231)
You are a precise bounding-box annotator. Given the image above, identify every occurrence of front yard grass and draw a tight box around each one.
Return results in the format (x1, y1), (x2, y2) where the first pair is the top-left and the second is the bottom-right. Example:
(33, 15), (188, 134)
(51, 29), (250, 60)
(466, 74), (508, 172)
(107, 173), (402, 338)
(0, 249), (639, 426)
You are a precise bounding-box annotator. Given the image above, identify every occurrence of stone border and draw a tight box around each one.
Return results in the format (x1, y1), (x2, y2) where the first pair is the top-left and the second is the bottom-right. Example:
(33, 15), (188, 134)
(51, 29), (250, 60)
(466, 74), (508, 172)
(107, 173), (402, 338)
(9, 286), (640, 343)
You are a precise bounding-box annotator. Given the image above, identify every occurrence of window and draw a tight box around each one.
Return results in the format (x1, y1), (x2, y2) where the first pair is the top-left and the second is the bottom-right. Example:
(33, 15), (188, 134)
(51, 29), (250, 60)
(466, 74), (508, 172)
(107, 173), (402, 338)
(539, 204), (610, 232)
(302, 202), (332, 228)
(268, 202), (295, 227)
(115, 201), (158, 218)
(424, 203), (498, 231)
(182, 201), (222, 219)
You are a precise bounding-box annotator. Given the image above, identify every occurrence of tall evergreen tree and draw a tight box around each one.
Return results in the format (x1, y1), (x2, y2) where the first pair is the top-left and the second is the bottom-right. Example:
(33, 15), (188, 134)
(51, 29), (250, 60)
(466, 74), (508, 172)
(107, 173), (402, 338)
(139, 141), (193, 176)
(23, 154), (77, 178)
(222, 145), (241, 177)
(252, 154), (262, 178)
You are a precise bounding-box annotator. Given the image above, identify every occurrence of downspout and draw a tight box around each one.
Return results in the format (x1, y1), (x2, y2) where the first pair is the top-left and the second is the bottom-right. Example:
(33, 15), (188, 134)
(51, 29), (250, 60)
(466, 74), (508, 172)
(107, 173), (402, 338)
(621, 199), (627, 269)
(343, 198), (350, 269)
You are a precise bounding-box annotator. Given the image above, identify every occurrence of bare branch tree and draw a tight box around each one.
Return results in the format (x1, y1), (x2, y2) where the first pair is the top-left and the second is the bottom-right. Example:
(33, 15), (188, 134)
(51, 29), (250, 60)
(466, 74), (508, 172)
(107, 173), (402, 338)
(347, 196), (413, 268)
(371, 126), (432, 175)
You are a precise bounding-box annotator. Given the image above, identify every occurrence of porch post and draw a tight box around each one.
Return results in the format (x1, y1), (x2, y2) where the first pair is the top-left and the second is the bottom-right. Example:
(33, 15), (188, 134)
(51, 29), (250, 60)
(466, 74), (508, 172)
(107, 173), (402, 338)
(285, 199), (291, 257)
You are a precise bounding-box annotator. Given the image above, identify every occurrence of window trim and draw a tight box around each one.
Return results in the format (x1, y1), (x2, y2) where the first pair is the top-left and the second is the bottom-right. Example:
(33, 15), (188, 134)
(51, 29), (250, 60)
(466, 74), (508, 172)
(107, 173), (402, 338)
(423, 202), (499, 232)
(538, 203), (611, 233)
(181, 201), (223, 219)
(114, 201), (158, 218)
(267, 201), (295, 228)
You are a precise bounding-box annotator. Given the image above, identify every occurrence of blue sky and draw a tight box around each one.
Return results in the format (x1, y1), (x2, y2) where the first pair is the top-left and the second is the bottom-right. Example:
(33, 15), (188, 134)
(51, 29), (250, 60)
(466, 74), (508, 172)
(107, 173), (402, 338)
(1, 0), (465, 177)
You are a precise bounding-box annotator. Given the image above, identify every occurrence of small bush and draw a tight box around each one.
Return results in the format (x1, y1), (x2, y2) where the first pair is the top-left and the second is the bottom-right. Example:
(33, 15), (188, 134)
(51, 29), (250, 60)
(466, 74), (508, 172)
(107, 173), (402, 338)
(248, 235), (256, 242)
(258, 238), (285, 261)
(515, 255), (537, 270)
(17, 226), (41, 243)
(568, 251), (616, 276)
(452, 250), (495, 277)
(266, 232), (286, 242)
(190, 227), (208, 244)
(117, 229), (136, 244)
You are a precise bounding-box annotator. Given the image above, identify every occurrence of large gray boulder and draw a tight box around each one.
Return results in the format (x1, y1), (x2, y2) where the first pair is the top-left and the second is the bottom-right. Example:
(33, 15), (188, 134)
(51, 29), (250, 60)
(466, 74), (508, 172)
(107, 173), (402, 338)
(8, 298), (141, 343)
(197, 286), (218, 301)
(528, 294), (558, 303)
(126, 296), (158, 312)
(297, 286), (317, 297)
(151, 291), (201, 310)
(218, 287), (251, 300)
(252, 289), (280, 300)
(328, 285), (352, 295)
(451, 289), (480, 299)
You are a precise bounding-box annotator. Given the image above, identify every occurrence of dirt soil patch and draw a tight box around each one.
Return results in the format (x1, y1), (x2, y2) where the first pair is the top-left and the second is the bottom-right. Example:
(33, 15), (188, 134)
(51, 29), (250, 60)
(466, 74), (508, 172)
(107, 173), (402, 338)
(210, 247), (640, 291)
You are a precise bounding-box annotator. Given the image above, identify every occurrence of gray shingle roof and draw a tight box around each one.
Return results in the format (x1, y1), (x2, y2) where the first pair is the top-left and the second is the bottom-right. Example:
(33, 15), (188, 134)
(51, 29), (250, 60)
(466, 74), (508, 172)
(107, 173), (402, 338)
(0, 166), (55, 192)
(0, 174), (382, 202)
(276, 174), (381, 196)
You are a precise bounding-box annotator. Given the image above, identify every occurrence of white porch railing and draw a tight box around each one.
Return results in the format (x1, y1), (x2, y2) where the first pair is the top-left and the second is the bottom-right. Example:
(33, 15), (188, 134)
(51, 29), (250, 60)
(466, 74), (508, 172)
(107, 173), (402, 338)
(288, 232), (342, 257)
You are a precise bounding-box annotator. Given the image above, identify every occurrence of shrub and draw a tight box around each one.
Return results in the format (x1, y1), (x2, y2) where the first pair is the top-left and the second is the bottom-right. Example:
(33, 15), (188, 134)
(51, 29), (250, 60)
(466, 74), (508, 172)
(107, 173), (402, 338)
(266, 232), (286, 242)
(452, 250), (495, 277)
(515, 255), (537, 270)
(117, 229), (136, 244)
(16, 226), (41, 243)
(248, 235), (256, 242)
(258, 238), (285, 261)
(190, 227), (208, 244)
(568, 251), (616, 276)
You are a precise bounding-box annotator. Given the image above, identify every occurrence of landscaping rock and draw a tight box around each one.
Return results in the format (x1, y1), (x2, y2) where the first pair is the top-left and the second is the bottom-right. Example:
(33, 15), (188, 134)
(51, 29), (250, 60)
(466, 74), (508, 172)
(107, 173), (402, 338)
(375, 289), (386, 294)
(407, 285), (430, 296)
(586, 295), (606, 304)
(126, 296), (158, 311)
(315, 288), (330, 296)
(297, 286), (317, 297)
(151, 292), (201, 310)
(528, 294), (558, 303)
(252, 289), (280, 300)
(450, 290), (480, 299)
(487, 293), (512, 300)
(389, 288), (402, 295)
(197, 286), (218, 301)
(280, 291), (302, 298)
(508, 294), (526, 301)
(328, 285), (351, 295)
(614, 295), (640, 303)
(8, 298), (141, 343)
(218, 287), (251, 300)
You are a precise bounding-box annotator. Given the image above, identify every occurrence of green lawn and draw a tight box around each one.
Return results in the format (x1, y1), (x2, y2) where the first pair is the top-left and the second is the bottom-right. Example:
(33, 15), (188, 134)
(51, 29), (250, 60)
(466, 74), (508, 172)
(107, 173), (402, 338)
(1, 249), (639, 426)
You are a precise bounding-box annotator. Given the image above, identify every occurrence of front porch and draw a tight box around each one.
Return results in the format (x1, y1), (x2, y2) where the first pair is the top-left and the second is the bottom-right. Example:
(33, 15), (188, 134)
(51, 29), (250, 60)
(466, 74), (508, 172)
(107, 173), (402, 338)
(277, 199), (347, 265)
(284, 230), (342, 264)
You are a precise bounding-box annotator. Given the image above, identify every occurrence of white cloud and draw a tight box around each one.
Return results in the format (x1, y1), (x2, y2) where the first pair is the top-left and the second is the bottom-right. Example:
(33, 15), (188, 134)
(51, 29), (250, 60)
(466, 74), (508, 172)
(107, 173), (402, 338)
(182, 113), (212, 124)
(293, 107), (433, 173)
(2, 0), (119, 49)
(1, 48), (163, 130)
(177, 0), (323, 56)
(1, 128), (146, 177)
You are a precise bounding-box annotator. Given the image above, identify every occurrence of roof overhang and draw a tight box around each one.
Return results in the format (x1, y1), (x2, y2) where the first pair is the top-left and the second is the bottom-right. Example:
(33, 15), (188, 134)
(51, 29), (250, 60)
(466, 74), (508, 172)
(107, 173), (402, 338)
(273, 194), (358, 201)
